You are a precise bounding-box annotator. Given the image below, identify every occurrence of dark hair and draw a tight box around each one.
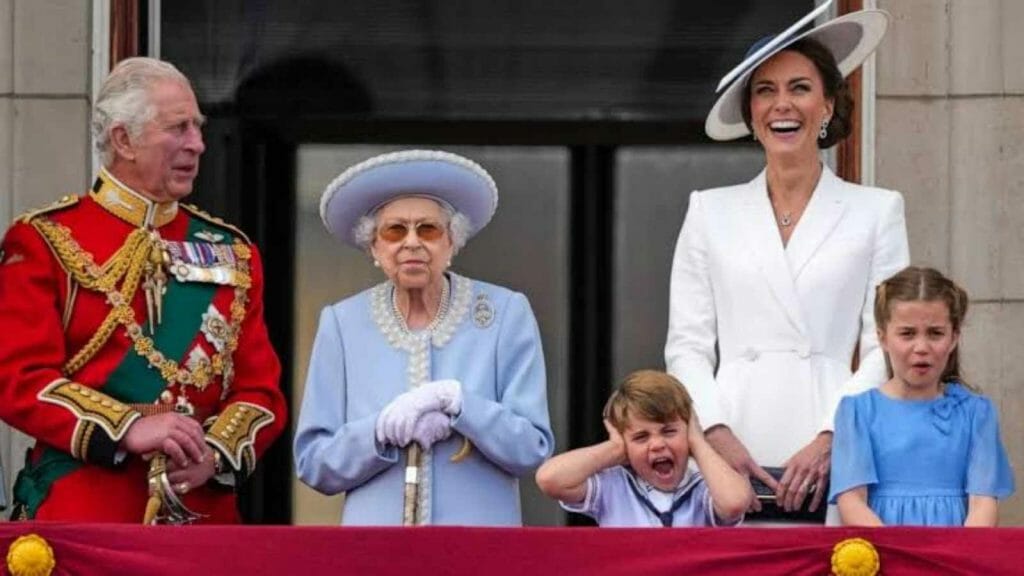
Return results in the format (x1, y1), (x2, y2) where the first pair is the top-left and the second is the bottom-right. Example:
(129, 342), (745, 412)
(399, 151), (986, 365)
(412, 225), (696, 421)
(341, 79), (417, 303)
(874, 266), (973, 389)
(740, 37), (854, 149)
(604, 370), (693, 433)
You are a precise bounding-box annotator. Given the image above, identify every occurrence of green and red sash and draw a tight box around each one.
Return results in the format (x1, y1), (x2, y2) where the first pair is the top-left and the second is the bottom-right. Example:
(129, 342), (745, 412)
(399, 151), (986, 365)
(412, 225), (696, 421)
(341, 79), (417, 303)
(12, 217), (236, 519)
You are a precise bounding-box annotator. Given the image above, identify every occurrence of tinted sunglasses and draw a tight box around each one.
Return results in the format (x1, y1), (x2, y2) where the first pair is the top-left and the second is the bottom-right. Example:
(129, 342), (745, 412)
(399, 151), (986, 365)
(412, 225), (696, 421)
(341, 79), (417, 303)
(377, 221), (446, 242)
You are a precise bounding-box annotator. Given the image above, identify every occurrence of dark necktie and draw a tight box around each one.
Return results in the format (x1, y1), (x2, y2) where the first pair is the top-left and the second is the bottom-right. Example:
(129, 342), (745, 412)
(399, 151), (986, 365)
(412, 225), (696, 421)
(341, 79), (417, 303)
(626, 478), (688, 527)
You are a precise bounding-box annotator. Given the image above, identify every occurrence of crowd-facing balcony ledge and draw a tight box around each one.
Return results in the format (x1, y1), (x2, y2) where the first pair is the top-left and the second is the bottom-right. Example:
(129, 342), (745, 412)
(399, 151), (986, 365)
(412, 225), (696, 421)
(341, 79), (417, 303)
(3, 524), (1023, 575)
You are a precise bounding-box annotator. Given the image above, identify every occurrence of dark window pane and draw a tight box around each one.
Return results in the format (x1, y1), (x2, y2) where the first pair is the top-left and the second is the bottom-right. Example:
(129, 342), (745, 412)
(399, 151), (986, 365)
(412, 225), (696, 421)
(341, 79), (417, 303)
(163, 0), (815, 122)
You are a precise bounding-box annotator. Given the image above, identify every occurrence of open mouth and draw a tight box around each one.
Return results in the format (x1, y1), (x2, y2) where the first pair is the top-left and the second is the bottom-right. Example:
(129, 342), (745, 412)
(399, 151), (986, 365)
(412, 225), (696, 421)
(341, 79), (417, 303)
(651, 457), (674, 477)
(768, 120), (801, 135)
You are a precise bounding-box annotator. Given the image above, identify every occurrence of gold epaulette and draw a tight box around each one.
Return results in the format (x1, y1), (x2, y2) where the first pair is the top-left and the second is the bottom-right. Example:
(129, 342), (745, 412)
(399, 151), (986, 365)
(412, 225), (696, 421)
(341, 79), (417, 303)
(17, 195), (80, 224)
(180, 204), (252, 244)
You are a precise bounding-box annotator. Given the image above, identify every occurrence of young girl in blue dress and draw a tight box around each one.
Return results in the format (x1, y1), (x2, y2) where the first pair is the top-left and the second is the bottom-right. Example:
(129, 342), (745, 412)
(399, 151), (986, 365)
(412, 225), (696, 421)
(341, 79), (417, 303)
(829, 266), (1015, 526)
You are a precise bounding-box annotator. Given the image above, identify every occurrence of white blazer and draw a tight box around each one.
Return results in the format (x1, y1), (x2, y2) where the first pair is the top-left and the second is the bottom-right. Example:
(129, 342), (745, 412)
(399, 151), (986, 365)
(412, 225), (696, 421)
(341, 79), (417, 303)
(665, 165), (910, 467)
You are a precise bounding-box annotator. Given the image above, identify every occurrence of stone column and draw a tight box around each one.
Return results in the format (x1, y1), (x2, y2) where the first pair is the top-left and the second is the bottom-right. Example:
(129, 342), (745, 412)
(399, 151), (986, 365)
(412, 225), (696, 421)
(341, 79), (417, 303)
(0, 0), (93, 511)
(876, 0), (1024, 524)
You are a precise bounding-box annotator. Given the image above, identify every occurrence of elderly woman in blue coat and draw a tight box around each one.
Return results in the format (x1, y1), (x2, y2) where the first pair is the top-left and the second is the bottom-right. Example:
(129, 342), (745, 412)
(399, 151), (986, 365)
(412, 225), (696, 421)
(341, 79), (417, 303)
(294, 150), (554, 525)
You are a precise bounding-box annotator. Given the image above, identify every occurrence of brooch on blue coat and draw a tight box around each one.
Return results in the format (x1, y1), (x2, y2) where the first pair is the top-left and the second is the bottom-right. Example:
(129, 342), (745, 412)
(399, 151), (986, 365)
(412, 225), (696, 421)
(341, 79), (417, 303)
(473, 294), (495, 328)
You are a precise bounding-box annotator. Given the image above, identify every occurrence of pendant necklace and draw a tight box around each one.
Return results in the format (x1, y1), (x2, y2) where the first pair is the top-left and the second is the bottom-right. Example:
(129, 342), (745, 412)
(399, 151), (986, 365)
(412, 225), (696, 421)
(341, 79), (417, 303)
(769, 191), (795, 228)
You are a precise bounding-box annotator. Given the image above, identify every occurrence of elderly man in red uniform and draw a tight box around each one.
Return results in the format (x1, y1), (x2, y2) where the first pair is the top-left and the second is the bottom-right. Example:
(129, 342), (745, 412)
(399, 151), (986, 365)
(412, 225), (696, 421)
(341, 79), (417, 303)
(0, 57), (286, 523)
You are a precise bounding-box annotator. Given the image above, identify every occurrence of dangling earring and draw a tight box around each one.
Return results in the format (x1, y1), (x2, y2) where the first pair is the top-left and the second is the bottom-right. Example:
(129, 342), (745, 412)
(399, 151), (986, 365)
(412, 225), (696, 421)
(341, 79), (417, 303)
(446, 259), (452, 268)
(819, 117), (830, 140)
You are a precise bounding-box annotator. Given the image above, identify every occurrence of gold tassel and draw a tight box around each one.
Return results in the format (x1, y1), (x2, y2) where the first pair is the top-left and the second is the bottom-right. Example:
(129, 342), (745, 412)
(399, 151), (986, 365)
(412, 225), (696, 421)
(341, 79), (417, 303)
(450, 436), (473, 462)
(142, 454), (167, 525)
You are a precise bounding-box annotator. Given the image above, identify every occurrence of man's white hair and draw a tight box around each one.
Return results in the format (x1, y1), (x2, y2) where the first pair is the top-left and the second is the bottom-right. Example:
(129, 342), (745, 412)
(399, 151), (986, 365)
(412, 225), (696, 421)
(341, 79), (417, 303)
(92, 57), (192, 166)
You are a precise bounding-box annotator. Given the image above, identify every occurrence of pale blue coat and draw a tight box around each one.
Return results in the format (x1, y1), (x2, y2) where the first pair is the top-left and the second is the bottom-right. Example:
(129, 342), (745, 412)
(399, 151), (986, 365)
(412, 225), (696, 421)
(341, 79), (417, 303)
(294, 274), (554, 525)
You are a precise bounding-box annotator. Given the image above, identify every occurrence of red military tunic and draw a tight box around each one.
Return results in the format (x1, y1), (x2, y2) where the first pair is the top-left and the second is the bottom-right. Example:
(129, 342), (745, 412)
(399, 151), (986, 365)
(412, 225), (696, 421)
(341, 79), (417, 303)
(0, 169), (286, 523)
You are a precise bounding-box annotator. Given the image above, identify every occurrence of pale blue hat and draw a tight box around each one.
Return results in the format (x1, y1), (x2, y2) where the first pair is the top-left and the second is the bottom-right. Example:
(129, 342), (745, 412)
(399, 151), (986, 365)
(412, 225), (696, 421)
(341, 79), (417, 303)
(320, 149), (499, 248)
(705, 0), (890, 141)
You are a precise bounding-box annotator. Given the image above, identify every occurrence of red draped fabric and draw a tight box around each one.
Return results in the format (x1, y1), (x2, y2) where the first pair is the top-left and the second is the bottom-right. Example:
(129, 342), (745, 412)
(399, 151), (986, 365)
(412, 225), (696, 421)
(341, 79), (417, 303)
(2, 524), (1022, 575)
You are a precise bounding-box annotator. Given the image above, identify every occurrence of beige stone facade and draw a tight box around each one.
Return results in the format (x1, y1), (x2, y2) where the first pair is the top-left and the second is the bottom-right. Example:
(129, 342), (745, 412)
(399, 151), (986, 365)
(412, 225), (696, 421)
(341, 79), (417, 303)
(0, 0), (93, 502)
(0, 0), (1020, 524)
(876, 0), (1024, 524)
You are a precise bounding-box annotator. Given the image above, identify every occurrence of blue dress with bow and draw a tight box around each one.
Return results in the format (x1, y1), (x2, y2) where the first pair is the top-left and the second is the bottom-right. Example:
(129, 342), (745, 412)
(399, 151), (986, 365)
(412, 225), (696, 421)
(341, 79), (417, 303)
(829, 383), (1015, 526)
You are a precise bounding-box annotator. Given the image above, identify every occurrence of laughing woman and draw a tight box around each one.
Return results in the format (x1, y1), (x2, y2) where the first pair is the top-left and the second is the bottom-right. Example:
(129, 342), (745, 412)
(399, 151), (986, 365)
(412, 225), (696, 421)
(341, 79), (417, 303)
(294, 150), (553, 525)
(665, 4), (910, 522)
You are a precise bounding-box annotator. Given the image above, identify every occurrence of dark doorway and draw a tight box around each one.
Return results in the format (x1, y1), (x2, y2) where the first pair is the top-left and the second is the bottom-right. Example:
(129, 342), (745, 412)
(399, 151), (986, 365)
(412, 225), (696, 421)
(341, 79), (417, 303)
(160, 0), (813, 525)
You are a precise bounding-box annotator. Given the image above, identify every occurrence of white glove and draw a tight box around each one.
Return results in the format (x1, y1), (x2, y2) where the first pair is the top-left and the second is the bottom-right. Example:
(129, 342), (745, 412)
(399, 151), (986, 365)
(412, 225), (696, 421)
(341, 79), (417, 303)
(375, 380), (463, 447)
(411, 411), (453, 450)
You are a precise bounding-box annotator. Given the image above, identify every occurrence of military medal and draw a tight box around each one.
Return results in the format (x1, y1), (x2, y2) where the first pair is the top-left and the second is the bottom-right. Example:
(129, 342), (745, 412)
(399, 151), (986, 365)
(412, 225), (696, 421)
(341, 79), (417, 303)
(164, 239), (244, 286)
(142, 230), (169, 333)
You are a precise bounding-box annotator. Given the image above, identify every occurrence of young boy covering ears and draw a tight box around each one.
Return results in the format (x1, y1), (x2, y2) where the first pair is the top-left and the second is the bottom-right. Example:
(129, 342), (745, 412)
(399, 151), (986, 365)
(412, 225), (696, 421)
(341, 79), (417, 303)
(536, 370), (752, 527)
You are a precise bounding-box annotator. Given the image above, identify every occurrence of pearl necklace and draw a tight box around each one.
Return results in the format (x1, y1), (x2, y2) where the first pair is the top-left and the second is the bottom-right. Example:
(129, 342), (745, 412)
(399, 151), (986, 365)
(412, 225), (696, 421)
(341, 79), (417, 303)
(391, 276), (451, 333)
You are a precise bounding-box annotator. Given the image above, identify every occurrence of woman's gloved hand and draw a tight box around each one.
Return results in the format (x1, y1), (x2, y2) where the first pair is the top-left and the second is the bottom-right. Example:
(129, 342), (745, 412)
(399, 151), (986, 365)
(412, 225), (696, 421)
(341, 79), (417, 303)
(375, 379), (463, 447)
(410, 411), (453, 450)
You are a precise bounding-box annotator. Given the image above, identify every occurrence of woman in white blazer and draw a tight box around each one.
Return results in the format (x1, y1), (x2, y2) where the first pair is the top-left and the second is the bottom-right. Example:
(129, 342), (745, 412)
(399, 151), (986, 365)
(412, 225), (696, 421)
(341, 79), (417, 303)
(665, 4), (909, 520)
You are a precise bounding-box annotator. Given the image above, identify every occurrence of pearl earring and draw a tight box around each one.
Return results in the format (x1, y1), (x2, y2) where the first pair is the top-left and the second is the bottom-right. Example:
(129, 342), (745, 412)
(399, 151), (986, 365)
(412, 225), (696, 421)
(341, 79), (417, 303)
(373, 259), (380, 268)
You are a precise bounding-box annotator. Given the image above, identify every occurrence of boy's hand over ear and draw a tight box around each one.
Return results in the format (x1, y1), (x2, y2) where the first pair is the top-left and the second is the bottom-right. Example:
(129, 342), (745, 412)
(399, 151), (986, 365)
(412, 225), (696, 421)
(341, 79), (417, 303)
(603, 419), (628, 466)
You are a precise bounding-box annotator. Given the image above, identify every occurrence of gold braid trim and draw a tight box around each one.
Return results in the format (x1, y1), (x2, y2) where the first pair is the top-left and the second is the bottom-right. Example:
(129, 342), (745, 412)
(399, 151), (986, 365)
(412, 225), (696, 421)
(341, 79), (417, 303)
(205, 402), (275, 475)
(75, 421), (96, 459)
(38, 379), (142, 450)
(31, 218), (150, 293)
(31, 217), (252, 392)
(121, 241), (250, 391)
(16, 195), (79, 224)
(32, 219), (151, 374)
(181, 204), (252, 244)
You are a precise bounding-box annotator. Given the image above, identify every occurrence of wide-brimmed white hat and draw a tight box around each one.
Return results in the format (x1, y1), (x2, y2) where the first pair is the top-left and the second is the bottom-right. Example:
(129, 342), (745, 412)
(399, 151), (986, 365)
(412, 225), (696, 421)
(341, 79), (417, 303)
(705, 0), (890, 141)
(320, 149), (499, 248)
